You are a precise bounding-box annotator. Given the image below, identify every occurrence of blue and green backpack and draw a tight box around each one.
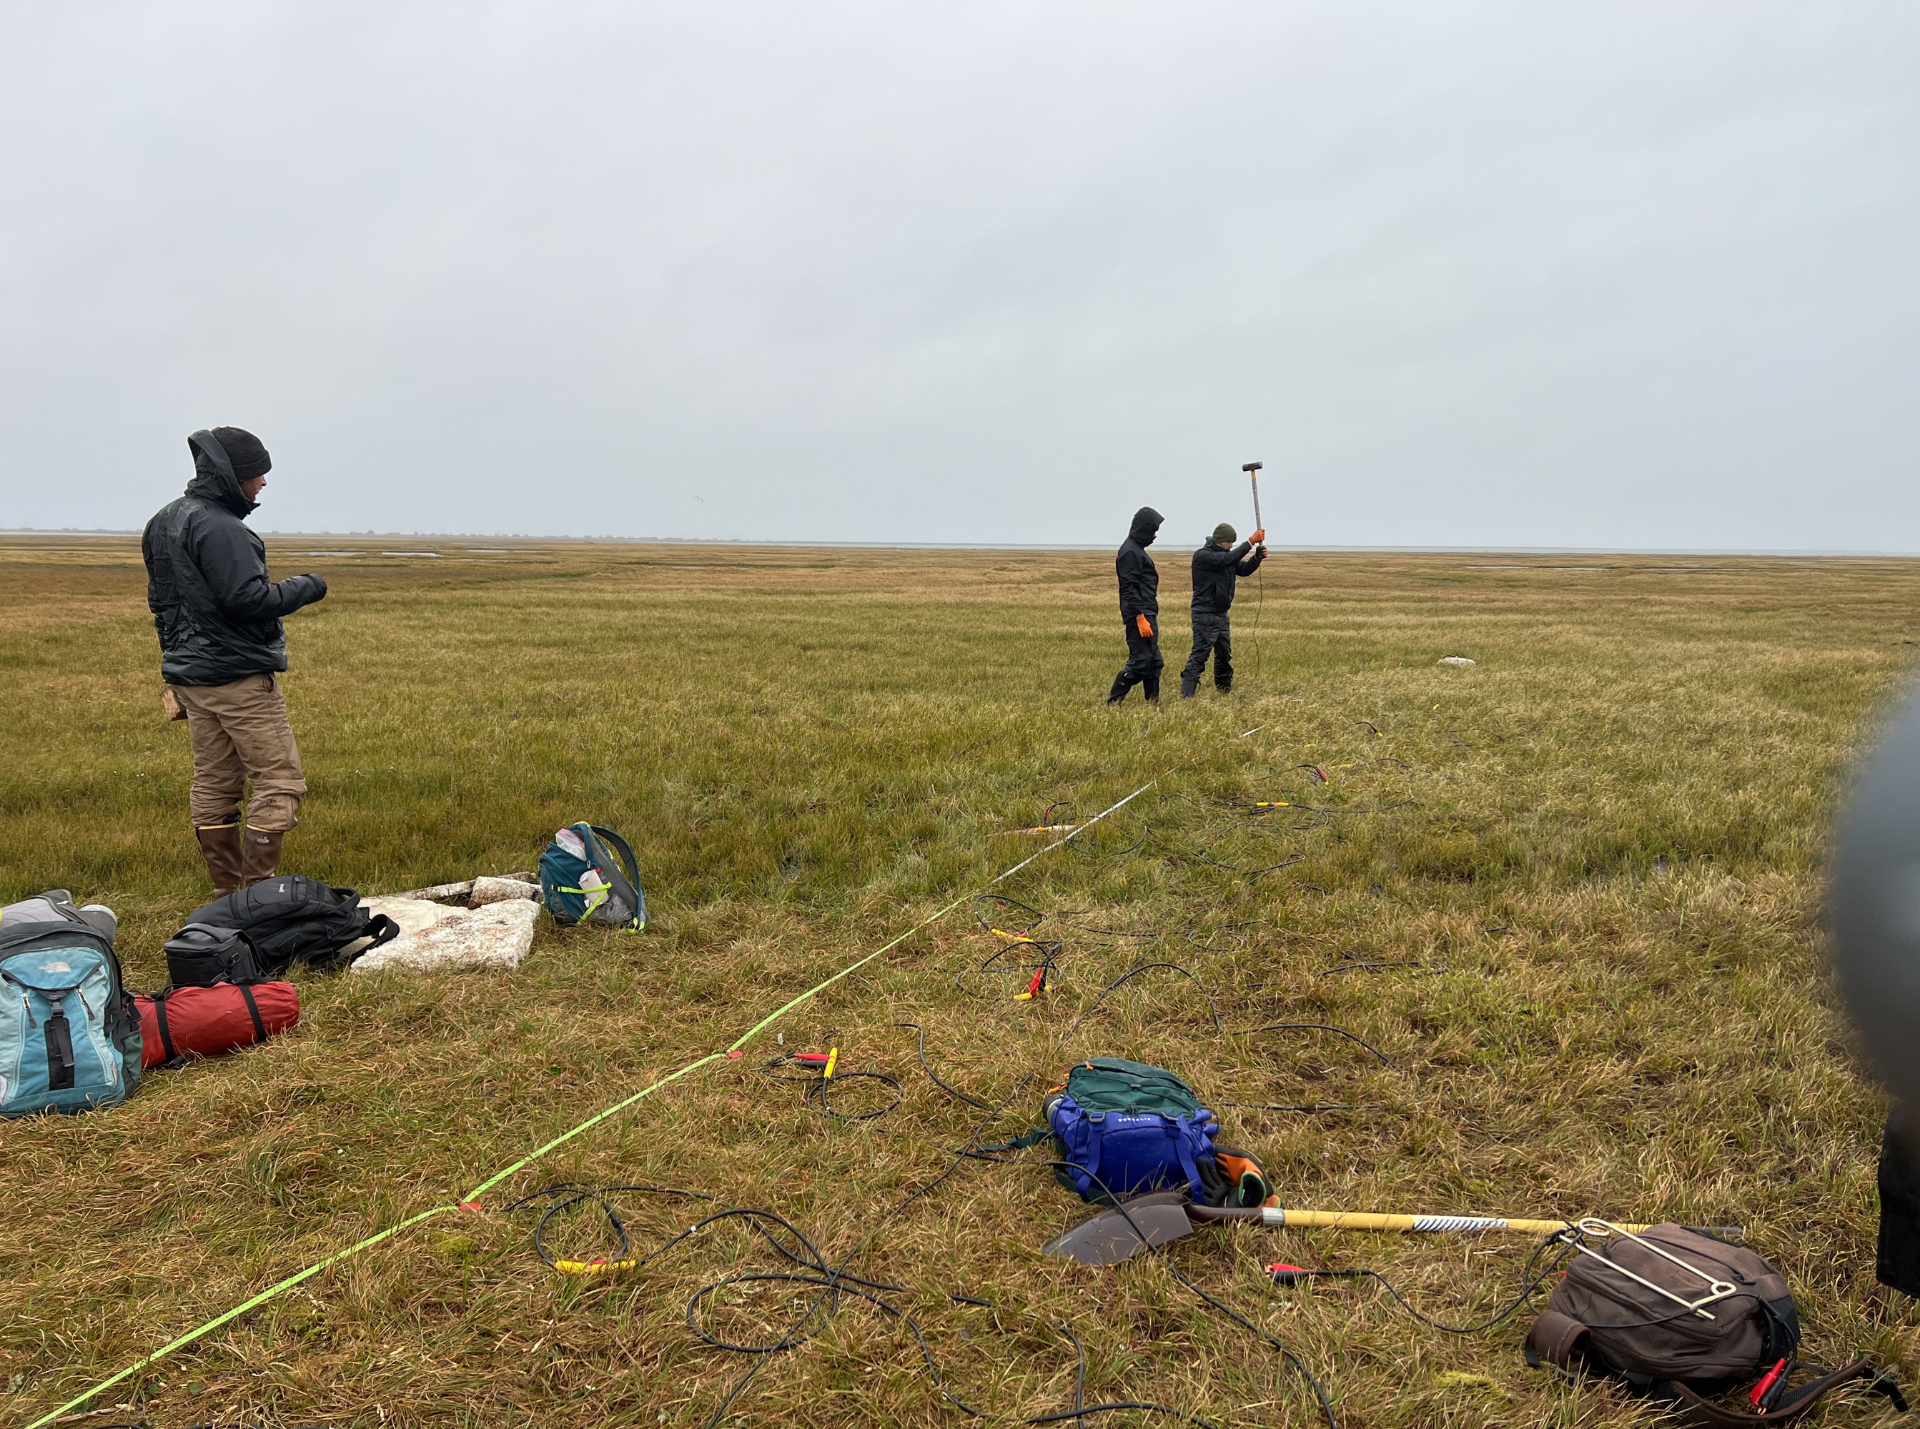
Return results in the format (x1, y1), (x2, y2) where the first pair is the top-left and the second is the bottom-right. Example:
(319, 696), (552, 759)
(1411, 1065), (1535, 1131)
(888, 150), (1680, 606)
(539, 823), (646, 931)
(0, 898), (143, 1118)
(989, 1057), (1274, 1209)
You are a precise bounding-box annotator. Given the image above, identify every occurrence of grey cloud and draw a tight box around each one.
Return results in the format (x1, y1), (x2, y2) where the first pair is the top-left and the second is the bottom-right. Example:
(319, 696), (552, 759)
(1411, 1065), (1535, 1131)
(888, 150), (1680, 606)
(1, 1), (1914, 549)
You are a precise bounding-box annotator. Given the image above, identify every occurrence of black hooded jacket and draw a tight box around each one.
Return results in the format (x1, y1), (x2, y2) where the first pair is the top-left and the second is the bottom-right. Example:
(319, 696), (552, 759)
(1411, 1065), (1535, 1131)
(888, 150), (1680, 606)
(1190, 539), (1265, 614)
(141, 432), (326, 686)
(1116, 507), (1163, 621)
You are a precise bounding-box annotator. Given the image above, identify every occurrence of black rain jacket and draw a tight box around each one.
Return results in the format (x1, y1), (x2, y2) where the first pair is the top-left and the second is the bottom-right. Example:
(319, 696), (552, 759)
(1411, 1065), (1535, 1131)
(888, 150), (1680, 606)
(1116, 507), (1163, 621)
(1190, 539), (1264, 614)
(142, 432), (326, 687)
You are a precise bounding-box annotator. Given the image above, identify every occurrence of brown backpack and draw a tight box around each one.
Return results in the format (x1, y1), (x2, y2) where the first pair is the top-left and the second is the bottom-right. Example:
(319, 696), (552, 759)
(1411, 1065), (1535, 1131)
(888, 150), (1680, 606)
(1527, 1224), (1904, 1425)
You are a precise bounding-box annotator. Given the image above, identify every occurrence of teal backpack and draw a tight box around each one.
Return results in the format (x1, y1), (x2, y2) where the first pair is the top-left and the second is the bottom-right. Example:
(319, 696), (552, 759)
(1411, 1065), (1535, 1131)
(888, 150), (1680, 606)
(539, 824), (646, 931)
(0, 896), (143, 1117)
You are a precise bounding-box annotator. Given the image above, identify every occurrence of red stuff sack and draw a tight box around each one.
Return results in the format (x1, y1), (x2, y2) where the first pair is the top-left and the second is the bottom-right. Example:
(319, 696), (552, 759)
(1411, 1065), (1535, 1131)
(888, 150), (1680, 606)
(135, 982), (299, 1067)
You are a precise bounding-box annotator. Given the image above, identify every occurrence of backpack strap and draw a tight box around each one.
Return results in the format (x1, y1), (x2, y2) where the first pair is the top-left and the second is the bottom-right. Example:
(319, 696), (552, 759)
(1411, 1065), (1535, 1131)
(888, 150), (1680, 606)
(976, 1127), (1053, 1154)
(151, 993), (178, 1062)
(237, 984), (267, 1041)
(1054, 1113), (1101, 1201)
(1668, 1359), (1904, 1426)
(1173, 1115), (1207, 1201)
(588, 825), (642, 894)
(1526, 1310), (1591, 1370)
(344, 914), (401, 966)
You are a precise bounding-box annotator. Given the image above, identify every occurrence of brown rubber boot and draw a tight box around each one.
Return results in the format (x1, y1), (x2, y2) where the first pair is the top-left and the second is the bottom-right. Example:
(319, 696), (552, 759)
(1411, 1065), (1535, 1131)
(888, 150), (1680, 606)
(195, 824), (244, 898)
(239, 827), (286, 887)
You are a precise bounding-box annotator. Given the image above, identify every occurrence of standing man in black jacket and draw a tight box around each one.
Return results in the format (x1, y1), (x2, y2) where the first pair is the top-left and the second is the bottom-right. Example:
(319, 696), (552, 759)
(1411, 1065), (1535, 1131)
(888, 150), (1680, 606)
(1106, 506), (1165, 706)
(1180, 522), (1265, 698)
(143, 428), (328, 895)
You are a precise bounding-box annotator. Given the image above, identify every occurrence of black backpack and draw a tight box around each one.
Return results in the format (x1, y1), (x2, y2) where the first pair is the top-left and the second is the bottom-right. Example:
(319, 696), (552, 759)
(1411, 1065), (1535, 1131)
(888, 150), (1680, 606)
(184, 876), (398, 974)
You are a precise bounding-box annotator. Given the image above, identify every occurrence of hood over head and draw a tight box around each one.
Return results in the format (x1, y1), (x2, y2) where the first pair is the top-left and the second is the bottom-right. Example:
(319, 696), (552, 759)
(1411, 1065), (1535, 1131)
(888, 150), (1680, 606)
(1127, 506), (1164, 547)
(186, 428), (269, 517)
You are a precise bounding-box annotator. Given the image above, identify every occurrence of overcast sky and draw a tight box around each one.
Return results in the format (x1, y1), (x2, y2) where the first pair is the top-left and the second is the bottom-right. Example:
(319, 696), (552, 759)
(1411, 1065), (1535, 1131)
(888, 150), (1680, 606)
(1, 3), (1914, 549)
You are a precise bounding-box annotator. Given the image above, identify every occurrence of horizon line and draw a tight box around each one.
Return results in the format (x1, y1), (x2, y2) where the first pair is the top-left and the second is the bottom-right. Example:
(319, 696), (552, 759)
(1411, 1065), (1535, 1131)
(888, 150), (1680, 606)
(5, 529), (1920, 559)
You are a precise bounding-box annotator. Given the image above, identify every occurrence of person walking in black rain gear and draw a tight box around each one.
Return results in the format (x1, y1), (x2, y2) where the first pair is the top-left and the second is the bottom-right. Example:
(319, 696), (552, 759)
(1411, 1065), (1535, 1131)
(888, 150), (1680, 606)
(1106, 507), (1165, 705)
(1180, 522), (1265, 698)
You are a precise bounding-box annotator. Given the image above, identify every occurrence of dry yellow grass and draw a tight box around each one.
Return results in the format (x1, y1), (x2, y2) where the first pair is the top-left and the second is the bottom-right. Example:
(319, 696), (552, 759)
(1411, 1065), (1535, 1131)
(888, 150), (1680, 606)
(2, 536), (1918, 1428)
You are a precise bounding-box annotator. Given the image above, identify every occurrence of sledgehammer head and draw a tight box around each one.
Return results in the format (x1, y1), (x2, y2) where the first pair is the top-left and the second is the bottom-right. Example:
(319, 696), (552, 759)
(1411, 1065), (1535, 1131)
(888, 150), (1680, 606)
(1040, 1190), (1195, 1266)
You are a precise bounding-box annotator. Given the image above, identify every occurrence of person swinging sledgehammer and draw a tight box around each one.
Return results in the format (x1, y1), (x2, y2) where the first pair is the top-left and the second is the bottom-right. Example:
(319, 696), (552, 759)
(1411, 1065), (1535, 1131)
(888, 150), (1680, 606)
(1180, 522), (1265, 698)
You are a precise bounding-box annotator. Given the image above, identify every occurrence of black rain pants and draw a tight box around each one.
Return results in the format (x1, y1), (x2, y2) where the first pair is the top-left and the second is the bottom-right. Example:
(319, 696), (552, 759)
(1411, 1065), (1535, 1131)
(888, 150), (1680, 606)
(1107, 620), (1163, 704)
(1881, 1107), (1920, 1296)
(1180, 610), (1233, 696)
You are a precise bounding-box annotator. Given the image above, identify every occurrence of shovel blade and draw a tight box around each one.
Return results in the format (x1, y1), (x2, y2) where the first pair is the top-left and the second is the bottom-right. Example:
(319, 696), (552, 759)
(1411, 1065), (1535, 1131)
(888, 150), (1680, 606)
(1041, 1191), (1195, 1266)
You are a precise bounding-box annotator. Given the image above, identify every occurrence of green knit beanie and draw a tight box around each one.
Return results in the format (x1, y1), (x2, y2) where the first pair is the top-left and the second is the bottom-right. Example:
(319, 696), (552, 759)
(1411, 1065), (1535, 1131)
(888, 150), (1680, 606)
(1211, 522), (1237, 544)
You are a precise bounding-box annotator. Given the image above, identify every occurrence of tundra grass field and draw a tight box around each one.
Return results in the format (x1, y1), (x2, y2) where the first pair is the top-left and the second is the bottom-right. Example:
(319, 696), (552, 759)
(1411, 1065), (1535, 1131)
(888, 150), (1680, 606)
(2, 535), (1919, 1429)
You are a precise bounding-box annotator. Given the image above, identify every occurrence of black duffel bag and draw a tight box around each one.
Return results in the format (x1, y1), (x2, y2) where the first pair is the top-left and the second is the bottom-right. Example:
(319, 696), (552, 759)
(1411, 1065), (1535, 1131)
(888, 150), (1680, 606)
(183, 875), (398, 975)
(163, 922), (267, 988)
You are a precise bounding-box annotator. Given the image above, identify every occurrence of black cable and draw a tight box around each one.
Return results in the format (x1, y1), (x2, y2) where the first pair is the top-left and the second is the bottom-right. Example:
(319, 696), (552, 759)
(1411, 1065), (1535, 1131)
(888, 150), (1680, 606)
(974, 893), (1046, 935)
(1318, 958), (1440, 975)
(1274, 1233), (1578, 1336)
(806, 1070), (902, 1121)
(761, 1052), (903, 1121)
(1066, 961), (1223, 1037)
(944, 1300), (1217, 1428)
(1229, 1021), (1400, 1070)
(1241, 855), (1305, 884)
(1027, 1404), (1217, 1427)
(961, 1152), (1339, 1429)
(956, 933), (1064, 998)
(1065, 822), (1149, 858)
(498, 1181), (716, 1270)
(1052, 918), (1163, 940)
(895, 1020), (991, 1109)
(693, 1070), (1045, 1428)
(515, 1084), (1283, 1427)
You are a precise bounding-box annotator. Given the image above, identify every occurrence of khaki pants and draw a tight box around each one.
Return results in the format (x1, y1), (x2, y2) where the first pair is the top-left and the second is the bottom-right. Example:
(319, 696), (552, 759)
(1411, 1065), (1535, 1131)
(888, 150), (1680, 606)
(171, 673), (307, 832)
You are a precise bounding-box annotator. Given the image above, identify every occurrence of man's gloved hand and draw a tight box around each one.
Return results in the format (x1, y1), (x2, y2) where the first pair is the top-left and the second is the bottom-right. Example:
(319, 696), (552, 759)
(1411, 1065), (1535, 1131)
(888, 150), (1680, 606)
(1257, 544), (1268, 556)
(1249, 528), (1266, 544)
(302, 573), (328, 603)
(1135, 614), (1153, 638)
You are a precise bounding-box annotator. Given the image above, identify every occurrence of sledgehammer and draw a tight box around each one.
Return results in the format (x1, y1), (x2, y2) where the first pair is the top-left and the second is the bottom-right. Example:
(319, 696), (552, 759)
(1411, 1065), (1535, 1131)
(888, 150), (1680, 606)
(1243, 461), (1263, 538)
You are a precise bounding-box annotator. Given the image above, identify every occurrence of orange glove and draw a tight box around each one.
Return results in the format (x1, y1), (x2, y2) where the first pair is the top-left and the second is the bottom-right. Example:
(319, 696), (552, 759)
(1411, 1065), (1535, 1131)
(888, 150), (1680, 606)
(1135, 614), (1153, 638)
(1249, 528), (1266, 543)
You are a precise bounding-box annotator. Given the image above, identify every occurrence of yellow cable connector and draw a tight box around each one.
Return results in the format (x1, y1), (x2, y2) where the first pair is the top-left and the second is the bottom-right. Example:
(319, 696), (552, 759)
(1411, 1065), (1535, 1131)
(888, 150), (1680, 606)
(555, 1258), (639, 1275)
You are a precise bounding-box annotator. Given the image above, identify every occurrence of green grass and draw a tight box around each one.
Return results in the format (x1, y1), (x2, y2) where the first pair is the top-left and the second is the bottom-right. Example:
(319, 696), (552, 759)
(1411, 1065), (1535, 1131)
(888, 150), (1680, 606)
(2, 536), (1919, 1428)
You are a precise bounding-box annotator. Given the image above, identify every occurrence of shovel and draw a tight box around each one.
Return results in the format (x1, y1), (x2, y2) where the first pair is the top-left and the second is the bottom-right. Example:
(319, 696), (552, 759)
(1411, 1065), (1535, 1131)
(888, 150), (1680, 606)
(1040, 1190), (1198, 1266)
(1042, 1198), (1741, 1266)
